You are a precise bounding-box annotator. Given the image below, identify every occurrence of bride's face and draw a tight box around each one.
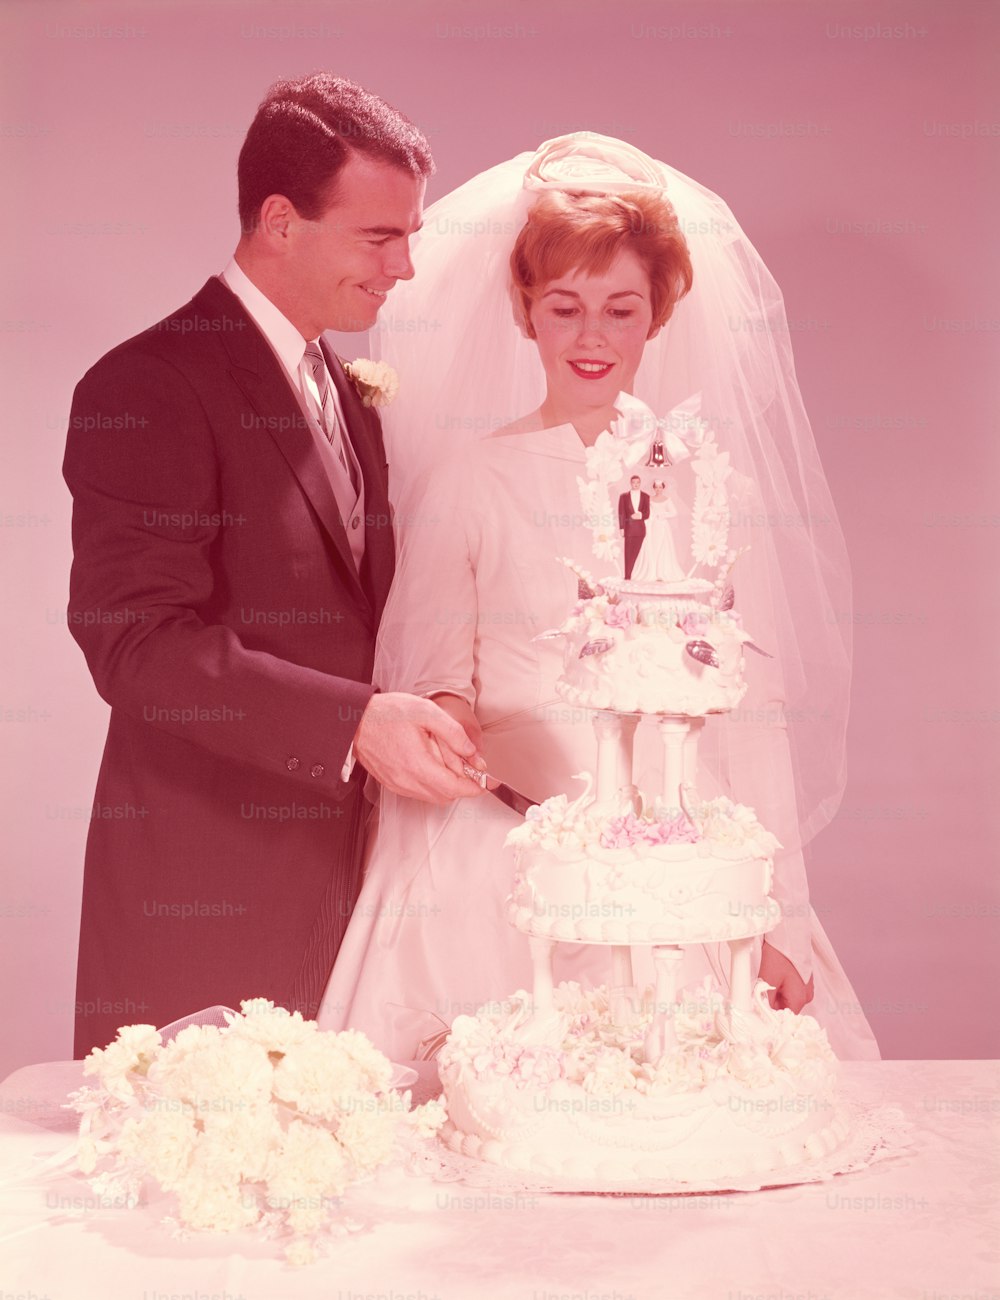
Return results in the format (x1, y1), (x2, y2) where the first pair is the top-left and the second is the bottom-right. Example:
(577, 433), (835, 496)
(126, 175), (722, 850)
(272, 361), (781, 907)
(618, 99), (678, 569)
(528, 249), (656, 413)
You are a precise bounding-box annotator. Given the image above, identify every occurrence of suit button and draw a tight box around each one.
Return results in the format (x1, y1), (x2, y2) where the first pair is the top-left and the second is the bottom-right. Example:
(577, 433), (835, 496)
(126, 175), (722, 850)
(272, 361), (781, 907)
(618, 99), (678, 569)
(286, 757), (300, 772)
(310, 763), (325, 778)
(351, 516), (361, 530)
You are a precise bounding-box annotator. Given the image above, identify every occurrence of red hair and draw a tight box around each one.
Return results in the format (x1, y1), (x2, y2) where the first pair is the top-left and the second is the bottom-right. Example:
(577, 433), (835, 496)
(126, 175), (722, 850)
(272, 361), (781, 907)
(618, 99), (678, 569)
(509, 189), (693, 336)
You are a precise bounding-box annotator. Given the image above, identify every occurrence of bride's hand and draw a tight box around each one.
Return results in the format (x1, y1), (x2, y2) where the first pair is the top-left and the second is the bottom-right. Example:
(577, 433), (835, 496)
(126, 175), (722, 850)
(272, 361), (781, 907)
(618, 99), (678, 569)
(353, 692), (487, 804)
(429, 692), (484, 753)
(759, 940), (814, 1014)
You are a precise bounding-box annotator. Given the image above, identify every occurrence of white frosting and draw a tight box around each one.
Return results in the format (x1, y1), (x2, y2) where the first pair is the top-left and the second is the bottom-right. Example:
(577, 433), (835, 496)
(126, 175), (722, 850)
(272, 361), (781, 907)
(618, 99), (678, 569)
(505, 784), (780, 944)
(436, 560), (849, 1185)
(507, 847), (778, 944)
(439, 981), (847, 1183)
(555, 585), (749, 717)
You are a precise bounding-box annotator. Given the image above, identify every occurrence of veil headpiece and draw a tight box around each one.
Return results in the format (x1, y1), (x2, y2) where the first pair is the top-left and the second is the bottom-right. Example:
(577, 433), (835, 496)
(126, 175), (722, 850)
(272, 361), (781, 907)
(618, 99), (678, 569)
(371, 132), (852, 852)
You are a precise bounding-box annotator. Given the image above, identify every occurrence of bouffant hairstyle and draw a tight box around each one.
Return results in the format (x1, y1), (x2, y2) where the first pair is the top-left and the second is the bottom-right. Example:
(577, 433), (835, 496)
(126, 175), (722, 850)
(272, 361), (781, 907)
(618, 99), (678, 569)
(509, 189), (693, 337)
(238, 73), (433, 233)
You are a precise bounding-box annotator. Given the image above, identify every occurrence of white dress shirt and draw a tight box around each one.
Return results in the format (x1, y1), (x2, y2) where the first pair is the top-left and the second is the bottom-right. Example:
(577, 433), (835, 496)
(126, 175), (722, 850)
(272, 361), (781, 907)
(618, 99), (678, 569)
(219, 257), (366, 781)
(218, 258), (365, 566)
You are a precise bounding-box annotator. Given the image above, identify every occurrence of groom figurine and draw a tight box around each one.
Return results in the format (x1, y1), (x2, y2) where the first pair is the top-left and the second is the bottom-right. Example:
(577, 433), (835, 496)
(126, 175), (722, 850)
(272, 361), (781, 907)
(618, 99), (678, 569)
(63, 74), (483, 1057)
(618, 474), (650, 579)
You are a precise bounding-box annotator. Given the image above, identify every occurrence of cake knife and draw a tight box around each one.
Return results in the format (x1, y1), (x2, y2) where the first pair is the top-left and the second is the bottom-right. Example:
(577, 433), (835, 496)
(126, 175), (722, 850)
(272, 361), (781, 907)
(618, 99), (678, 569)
(462, 763), (538, 817)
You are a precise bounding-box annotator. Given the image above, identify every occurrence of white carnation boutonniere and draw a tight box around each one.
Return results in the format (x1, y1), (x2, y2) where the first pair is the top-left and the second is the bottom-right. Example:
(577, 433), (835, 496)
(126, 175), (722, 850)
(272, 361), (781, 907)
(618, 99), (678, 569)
(343, 358), (399, 408)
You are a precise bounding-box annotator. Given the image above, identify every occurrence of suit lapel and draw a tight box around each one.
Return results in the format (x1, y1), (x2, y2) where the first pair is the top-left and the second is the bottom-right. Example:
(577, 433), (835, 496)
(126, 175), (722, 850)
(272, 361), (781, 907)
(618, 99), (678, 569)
(325, 345), (396, 623)
(192, 279), (371, 615)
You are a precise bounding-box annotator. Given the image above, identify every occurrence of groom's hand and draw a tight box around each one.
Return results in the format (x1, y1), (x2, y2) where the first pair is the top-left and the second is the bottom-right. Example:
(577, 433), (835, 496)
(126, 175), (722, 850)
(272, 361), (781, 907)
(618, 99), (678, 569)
(353, 692), (487, 804)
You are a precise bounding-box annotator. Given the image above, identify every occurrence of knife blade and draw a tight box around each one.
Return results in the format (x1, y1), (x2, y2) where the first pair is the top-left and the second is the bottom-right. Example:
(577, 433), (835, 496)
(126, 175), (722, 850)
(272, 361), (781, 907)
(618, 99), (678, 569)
(462, 763), (539, 818)
(487, 780), (539, 818)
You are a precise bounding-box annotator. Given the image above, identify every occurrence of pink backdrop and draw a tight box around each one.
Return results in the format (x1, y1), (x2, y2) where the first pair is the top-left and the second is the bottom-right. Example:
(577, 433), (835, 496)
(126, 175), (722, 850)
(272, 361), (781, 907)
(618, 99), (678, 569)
(2, 0), (997, 1075)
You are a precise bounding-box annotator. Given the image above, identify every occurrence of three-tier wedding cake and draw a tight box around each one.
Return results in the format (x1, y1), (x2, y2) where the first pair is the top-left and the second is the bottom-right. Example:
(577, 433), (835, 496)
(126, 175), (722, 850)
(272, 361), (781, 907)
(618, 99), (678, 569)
(437, 397), (850, 1185)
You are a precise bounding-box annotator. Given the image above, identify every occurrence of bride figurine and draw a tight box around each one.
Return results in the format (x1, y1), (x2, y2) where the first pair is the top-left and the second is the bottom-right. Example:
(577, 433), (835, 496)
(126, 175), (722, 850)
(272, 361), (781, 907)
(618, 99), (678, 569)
(630, 478), (683, 582)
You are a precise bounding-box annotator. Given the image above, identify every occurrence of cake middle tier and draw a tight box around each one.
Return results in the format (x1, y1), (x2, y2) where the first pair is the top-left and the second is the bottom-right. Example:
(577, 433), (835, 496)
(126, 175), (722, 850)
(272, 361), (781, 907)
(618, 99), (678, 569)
(505, 786), (781, 946)
(507, 842), (779, 945)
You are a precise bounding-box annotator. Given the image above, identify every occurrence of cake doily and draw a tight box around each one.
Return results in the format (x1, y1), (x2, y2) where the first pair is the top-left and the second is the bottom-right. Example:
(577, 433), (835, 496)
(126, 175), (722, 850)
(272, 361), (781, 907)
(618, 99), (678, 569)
(404, 1099), (914, 1197)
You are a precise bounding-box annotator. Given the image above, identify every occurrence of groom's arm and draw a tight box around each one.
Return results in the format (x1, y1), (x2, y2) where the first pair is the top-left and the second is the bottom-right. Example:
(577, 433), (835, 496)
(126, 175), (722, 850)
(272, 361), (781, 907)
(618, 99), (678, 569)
(64, 346), (380, 793)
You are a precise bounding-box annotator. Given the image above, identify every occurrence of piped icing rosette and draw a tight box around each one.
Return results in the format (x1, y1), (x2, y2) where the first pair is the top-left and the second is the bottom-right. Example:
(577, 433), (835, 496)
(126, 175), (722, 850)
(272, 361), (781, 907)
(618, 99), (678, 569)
(437, 978), (846, 1183)
(507, 781), (780, 860)
(442, 977), (834, 1098)
(550, 578), (753, 717)
(504, 780), (781, 946)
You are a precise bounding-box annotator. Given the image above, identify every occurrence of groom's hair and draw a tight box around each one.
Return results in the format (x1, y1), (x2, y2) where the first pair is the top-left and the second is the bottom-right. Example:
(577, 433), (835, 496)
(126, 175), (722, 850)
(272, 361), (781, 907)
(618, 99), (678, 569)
(238, 73), (433, 233)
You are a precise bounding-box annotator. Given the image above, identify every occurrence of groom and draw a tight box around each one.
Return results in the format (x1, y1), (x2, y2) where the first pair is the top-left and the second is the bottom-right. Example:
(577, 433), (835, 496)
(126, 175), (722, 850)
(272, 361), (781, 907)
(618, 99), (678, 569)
(618, 475), (650, 579)
(63, 74), (483, 1057)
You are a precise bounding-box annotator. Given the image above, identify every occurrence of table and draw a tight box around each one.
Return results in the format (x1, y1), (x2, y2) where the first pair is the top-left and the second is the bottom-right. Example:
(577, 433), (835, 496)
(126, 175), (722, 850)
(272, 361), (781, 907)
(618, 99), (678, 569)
(0, 1060), (996, 1300)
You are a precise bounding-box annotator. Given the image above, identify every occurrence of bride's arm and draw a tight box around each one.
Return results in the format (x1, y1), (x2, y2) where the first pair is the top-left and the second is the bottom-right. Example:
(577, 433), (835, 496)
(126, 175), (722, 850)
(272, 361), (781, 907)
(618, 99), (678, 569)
(375, 457), (480, 710)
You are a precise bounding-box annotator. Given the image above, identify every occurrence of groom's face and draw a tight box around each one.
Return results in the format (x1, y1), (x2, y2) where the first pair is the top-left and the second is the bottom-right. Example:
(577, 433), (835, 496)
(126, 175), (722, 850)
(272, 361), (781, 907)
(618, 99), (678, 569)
(287, 152), (425, 335)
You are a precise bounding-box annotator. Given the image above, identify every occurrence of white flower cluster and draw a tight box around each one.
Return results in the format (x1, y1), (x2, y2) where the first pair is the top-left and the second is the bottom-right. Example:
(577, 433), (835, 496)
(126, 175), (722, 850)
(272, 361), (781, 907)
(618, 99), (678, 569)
(690, 435), (732, 568)
(343, 358), (399, 408)
(445, 977), (834, 1106)
(67, 1000), (443, 1264)
(443, 983), (639, 1097)
(690, 795), (782, 856)
(579, 434), (628, 565)
(507, 792), (591, 855)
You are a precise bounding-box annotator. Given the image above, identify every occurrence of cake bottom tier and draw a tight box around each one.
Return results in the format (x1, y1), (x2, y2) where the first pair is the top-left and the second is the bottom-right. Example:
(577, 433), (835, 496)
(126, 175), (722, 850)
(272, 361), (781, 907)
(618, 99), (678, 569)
(438, 979), (849, 1185)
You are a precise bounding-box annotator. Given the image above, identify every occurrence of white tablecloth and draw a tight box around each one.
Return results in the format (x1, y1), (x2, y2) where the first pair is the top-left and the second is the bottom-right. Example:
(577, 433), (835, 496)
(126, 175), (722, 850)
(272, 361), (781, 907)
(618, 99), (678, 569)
(0, 1059), (996, 1299)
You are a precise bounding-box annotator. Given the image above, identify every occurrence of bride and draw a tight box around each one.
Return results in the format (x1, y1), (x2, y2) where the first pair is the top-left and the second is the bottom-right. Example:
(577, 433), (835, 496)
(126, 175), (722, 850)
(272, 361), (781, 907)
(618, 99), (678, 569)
(318, 134), (879, 1062)
(631, 478), (683, 582)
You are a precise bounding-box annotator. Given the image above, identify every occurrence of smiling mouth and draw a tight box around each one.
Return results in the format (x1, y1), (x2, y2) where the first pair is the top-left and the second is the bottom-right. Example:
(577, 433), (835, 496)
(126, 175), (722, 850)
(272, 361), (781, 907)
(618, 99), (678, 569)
(569, 359), (613, 378)
(361, 286), (389, 299)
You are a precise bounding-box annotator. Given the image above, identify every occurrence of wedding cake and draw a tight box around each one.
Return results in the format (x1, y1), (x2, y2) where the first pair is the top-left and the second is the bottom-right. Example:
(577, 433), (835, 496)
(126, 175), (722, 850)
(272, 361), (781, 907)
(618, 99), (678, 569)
(437, 397), (849, 1186)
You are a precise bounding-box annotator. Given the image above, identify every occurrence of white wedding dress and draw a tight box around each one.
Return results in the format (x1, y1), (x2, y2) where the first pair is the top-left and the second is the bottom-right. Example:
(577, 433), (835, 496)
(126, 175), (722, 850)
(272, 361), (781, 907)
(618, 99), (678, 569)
(631, 497), (684, 582)
(317, 422), (880, 1062)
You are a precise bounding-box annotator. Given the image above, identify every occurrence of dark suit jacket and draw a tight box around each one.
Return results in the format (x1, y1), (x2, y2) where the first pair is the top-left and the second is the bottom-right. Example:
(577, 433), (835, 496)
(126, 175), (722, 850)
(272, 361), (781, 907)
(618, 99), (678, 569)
(618, 489), (651, 532)
(63, 276), (395, 1054)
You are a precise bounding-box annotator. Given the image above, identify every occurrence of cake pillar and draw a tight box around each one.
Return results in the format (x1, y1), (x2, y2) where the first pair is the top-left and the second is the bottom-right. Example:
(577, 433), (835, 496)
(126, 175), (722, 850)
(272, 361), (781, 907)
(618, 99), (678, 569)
(593, 710), (639, 807)
(528, 935), (556, 1013)
(682, 717), (704, 787)
(643, 944), (685, 1064)
(616, 712), (640, 809)
(609, 945), (637, 1024)
(657, 716), (691, 817)
(728, 936), (755, 1012)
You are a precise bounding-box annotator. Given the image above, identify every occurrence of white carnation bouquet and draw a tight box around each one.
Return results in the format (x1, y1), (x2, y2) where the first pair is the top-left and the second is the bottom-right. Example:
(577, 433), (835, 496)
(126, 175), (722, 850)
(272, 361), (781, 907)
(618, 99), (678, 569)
(66, 1000), (445, 1265)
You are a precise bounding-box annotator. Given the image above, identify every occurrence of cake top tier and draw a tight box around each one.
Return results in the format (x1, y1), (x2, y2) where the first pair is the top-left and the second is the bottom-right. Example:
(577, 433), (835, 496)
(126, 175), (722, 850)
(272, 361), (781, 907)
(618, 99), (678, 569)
(604, 575), (716, 600)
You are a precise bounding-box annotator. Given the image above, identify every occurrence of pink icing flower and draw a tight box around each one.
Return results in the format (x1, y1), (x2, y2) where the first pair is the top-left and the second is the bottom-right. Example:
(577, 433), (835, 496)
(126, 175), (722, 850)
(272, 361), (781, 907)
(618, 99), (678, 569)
(600, 814), (644, 848)
(512, 1048), (563, 1086)
(604, 601), (637, 630)
(472, 1042), (517, 1078)
(680, 611), (710, 637)
(643, 814), (700, 846)
(599, 812), (700, 849)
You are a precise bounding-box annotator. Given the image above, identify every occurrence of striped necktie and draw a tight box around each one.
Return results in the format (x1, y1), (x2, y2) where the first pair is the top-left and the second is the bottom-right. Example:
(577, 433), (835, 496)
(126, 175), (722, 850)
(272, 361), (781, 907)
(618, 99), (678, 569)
(302, 342), (358, 492)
